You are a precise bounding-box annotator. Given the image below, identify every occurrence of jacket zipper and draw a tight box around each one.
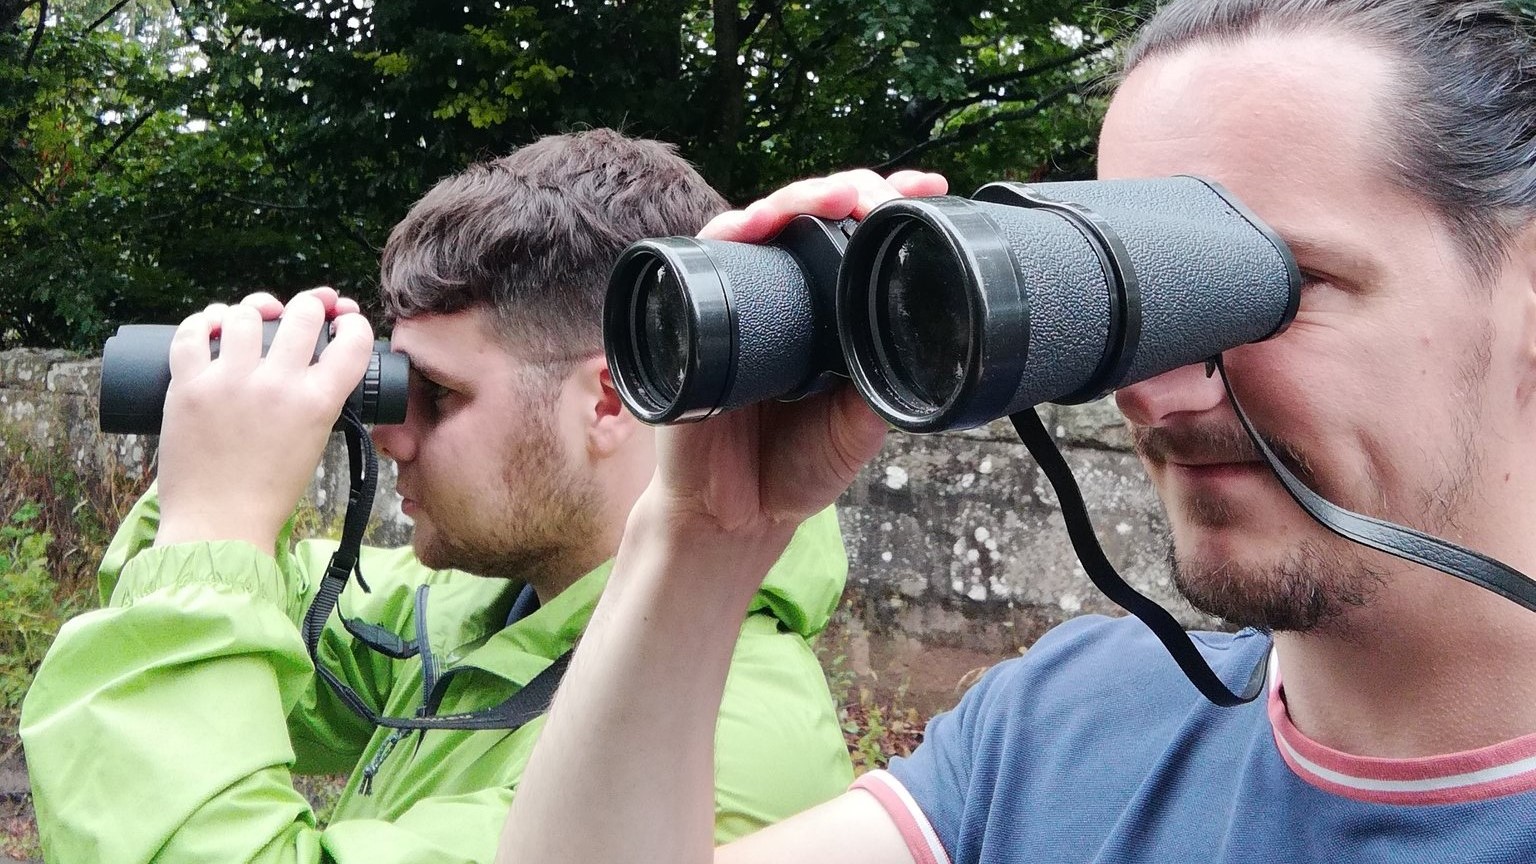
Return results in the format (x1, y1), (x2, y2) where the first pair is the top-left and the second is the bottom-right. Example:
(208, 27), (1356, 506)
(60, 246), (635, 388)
(358, 727), (411, 796)
(359, 585), (439, 797)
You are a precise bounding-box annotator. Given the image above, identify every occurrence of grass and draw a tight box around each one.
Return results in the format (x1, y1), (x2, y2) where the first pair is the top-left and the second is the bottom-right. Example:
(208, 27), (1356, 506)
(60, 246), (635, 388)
(0, 434), (152, 862)
(815, 608), (927, 773)
(0, 437), (150, 723)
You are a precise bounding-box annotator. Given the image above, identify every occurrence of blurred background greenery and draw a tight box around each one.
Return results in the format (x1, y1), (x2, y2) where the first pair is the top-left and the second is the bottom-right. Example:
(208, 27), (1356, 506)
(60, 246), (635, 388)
(1, 0), (1165, 350)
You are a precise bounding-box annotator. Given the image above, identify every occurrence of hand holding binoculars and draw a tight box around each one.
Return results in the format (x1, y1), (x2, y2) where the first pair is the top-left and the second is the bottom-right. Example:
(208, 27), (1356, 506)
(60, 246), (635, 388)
(99, 318), (409, 435)
(603, 175), (1301, 433)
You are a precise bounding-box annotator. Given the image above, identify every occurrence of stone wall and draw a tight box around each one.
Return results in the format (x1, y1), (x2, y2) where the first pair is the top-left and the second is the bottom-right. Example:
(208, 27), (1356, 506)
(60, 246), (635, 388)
(1, 347), (1210, 684)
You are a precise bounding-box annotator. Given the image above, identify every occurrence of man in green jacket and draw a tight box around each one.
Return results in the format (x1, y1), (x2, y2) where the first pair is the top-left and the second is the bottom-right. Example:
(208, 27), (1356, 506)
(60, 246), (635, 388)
(20, 130), (853, 863)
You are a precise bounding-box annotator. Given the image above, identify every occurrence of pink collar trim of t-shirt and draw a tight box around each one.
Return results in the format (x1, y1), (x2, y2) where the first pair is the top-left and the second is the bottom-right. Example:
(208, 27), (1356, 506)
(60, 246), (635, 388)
(1268, 655), (1536, 805)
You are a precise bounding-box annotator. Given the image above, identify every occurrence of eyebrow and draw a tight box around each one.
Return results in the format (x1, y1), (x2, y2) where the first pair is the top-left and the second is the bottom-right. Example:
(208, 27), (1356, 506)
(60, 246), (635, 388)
(404, 354), (470, 390)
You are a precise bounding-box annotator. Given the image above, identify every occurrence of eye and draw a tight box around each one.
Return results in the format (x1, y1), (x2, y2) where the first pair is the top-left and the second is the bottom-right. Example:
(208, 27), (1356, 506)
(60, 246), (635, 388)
(409, 372), (455, 414)
(423, 379), (452, 403)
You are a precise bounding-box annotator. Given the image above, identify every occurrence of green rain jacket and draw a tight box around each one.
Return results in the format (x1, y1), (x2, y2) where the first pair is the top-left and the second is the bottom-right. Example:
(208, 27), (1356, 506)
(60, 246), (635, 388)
(20, 492), (853, 863)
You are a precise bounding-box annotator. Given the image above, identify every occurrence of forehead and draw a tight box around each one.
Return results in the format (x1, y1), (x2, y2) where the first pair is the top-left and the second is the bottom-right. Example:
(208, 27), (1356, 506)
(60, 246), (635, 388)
(388, 309), (508, 384)
(1098, 29), (1409, 240)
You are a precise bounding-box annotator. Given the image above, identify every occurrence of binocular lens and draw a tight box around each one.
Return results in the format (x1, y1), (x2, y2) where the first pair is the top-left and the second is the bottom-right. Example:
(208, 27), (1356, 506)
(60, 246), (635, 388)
(606, 217), (852, 424)
(634, 261), (691, 405)
(874, 221), (970, 411)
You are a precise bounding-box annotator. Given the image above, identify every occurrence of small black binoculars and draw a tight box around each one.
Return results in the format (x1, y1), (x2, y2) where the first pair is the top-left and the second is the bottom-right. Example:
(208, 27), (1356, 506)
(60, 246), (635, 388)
(603, 175), (1300, 432)
(98, 319), (410, 434)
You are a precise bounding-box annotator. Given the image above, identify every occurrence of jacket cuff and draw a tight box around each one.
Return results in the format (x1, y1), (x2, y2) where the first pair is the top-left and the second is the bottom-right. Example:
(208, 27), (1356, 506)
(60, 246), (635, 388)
(109, 541), (303, 620)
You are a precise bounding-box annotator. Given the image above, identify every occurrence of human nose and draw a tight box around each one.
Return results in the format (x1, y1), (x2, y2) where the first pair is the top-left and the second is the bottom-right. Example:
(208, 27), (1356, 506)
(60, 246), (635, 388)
(370, 406), (418, 463)
(1114, 361), (1228, 428)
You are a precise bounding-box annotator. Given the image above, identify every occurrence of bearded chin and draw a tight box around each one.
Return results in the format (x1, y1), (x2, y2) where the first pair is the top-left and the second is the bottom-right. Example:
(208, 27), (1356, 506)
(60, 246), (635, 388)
(1169, 537), (1387, 634)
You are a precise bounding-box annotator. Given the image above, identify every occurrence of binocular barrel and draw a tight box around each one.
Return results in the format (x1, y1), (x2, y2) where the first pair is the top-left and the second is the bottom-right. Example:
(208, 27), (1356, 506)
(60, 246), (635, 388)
(605, 175), (1300, 432)
(604, 215), (852, 423)
(99, 322), (410, 434)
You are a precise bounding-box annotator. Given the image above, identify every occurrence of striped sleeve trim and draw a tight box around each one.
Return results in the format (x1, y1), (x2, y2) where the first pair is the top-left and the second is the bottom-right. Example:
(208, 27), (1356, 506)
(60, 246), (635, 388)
(850, 770), (952, 864)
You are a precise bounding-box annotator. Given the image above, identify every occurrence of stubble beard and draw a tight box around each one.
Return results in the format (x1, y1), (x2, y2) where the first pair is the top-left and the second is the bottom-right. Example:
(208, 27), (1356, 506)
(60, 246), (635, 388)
(1169, 524), (1388, 636)
(414, 413), (604, 584)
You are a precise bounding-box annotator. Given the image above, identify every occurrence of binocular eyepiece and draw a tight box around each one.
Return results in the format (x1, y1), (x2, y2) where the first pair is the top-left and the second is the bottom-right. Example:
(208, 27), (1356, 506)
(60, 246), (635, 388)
(99, 320), (410, 435)
(604, 175), (1300, 432)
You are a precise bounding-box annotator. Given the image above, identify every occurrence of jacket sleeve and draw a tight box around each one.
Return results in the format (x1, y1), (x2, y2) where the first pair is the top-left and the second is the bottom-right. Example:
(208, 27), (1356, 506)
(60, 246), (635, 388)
(92, 488), (408, 774)
(17, 494), (501, 863)
(711, 614), (856, 842)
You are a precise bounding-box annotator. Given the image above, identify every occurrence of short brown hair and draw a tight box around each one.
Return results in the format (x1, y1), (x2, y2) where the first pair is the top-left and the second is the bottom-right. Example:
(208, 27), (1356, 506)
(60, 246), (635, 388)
(379, 129), (728, 358)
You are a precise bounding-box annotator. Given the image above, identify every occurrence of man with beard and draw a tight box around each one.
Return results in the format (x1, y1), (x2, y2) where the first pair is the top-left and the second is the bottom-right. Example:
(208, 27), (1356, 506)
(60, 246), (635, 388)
(20, 130), (854, 864)
(489, 2), (1536, 862)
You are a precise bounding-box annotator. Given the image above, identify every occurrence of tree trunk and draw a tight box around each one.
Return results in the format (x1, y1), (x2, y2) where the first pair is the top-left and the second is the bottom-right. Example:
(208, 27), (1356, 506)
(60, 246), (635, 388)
(709, 0), (744, 192)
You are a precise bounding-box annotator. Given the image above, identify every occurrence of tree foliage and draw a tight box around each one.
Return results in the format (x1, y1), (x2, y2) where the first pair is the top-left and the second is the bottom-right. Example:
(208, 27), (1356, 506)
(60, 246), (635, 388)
(2, 0), (1148, 350)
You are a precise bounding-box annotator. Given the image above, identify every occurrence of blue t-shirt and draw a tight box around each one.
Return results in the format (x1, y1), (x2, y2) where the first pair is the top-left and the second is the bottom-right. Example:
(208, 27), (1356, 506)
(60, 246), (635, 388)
(859, 615), (1536, 863)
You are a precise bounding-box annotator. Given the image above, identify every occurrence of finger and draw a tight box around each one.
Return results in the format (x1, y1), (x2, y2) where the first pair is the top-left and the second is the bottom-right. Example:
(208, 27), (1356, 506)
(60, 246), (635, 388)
(267, 291), (329, 369)
(201, 303), (230, 337)
(827, 169), (908, 220)
(885, 170), (949, 198)
(312, 312), (375, 406)
(168, 311), (217, 381)
(217, 303), (265, 373)
(698, 208), (752, 241)
(296, 286), (342, 316)
(292, 286), (362, 319)
(758, 177), (860, 225)
(238, 292), (285, 320)
(700, 177), (859, 242)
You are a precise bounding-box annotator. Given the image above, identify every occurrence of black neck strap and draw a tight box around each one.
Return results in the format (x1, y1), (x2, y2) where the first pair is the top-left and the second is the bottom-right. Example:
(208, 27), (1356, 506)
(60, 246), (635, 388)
(1009, 407), (1269, 706)
(300, 408), (570, 732)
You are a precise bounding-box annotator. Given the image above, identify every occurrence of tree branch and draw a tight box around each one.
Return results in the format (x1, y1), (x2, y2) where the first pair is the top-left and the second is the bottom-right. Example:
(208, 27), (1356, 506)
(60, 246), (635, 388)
(968, 40), (1108, 97)
(90, 109), (155, 172)
(218, 192), (312, 211)
(916, 39), (1107, 132)
(0, 152), (49, 207)
(873, 82), (1084, 172)
(22, 0), (47, 69)
(82, 0), (131, 36)
(163, 0), (200, 46)
(336, 214), (380, 257)
(740, 0), (769, 42)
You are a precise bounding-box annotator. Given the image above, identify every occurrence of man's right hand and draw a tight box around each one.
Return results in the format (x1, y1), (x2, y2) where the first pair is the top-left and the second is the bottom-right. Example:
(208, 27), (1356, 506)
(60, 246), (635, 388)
(153, 287), (372, 552)
(636, 169), (950, 592)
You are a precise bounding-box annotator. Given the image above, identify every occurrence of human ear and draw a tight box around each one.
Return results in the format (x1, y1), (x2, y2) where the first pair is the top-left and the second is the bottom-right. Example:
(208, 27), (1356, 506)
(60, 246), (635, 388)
(580, 358), (642, 457)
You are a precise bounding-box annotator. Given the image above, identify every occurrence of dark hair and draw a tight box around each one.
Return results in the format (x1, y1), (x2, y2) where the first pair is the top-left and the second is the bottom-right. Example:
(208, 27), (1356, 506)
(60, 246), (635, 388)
(379, 129), (728, 358)
(1122, 0), (1536, 280)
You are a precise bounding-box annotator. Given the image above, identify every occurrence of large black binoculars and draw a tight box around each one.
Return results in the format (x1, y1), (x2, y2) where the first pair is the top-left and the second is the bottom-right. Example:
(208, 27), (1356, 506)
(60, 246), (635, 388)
(99, 320), (410, 434)
(604, 175), (1300, 431)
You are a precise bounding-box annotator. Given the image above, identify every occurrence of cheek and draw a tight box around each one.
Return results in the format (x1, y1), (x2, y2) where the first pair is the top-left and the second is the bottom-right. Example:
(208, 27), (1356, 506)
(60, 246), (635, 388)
(1223, 322), (1360, 420)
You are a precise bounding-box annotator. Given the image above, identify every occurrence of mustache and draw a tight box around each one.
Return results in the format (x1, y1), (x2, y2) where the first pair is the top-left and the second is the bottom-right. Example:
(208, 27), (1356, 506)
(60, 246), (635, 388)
(1132, 422), (1318, 486)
